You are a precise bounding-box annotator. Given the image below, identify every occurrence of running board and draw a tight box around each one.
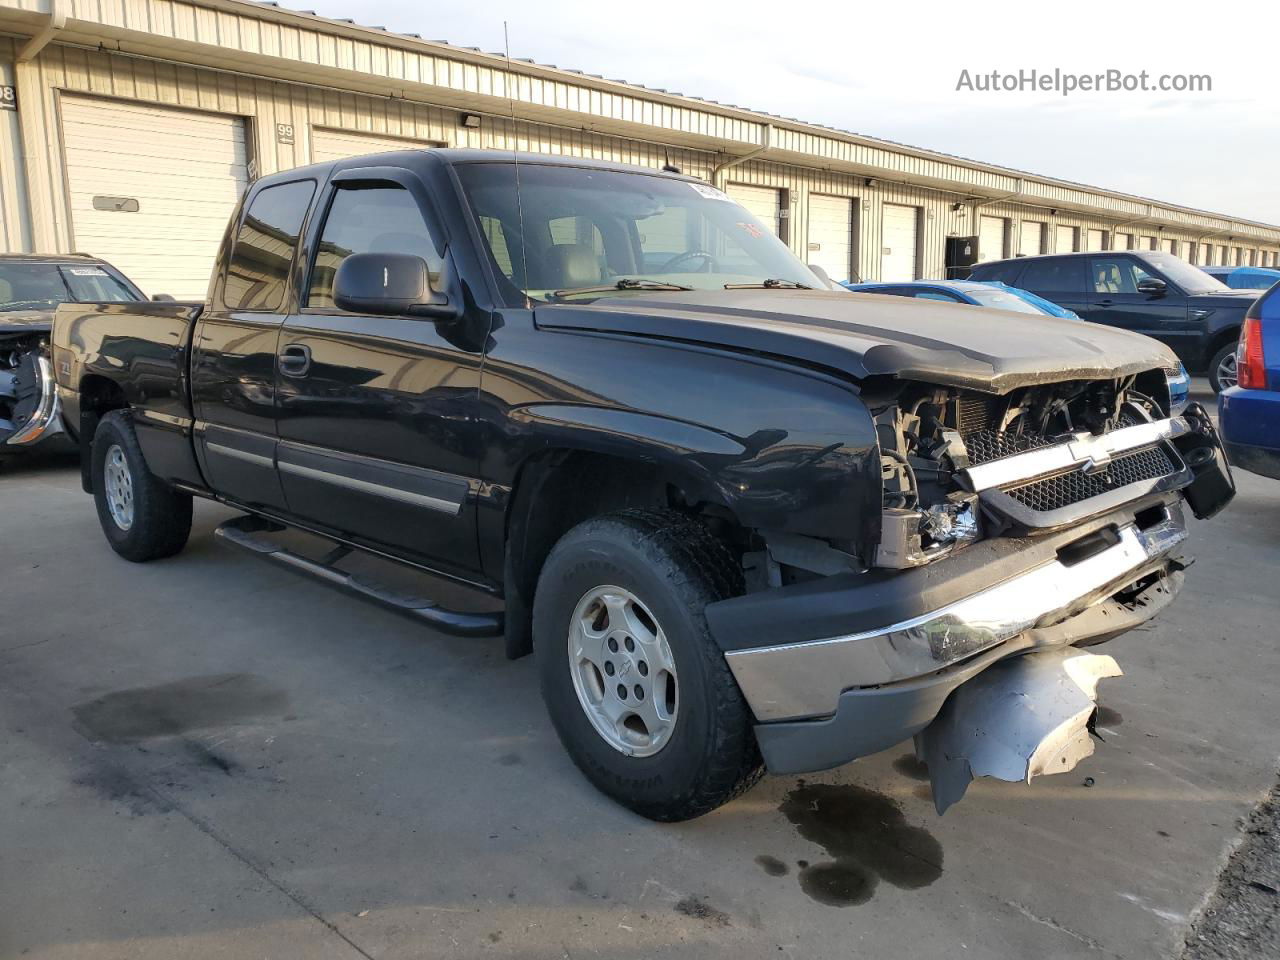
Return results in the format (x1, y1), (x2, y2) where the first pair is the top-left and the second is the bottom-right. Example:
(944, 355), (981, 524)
(213, 515), (503, 638)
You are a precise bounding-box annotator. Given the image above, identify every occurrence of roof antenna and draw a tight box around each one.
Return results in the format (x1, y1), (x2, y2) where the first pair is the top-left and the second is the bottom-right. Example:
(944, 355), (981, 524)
(504, 21), (532, 309)
(662, 150), (681, 175)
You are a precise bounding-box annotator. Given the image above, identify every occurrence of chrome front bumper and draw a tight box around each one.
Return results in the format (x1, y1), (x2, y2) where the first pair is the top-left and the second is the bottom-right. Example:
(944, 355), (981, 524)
(725, 505), (1187, 724)
(4, 354), (66, 448)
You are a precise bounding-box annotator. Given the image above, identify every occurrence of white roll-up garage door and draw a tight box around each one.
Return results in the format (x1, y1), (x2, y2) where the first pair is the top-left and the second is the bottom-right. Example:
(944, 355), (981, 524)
(1086, 228), (1107, 251)
(1117, 233), (1135, 251)
(60, 96), (248, 299)
(806, 194), (854, 283)
(978, 216), (1005, 262)
(726, 184), (782, 236)
(881, 204), (919, 282)
(310, 128), (435, 164)
(1161, 238), (1176, 255)
(1019, 221), (1044, 257)
(1054, 225), (1077, 252)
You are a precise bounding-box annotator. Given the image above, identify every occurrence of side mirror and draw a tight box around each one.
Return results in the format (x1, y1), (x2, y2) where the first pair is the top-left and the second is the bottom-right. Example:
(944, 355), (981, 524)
(151, 293), (175, 302)
(333, 252), (457, 320)
(1137, 277), (1167, 297)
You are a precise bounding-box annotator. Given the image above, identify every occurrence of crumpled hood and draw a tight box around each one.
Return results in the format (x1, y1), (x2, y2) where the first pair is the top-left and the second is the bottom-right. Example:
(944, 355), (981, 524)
(0, 309), (54, 336)
(535, 289), (1178, 394)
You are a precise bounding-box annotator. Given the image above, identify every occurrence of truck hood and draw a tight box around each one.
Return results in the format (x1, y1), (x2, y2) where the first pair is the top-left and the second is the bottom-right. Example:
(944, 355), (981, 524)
(0, 309), (54, 336)
(534, 289), (1178, 394)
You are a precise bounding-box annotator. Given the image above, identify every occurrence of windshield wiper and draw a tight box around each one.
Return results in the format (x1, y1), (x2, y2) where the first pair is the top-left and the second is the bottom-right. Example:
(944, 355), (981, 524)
(551, 278), (694, 299)
(723, 279), (811, 290)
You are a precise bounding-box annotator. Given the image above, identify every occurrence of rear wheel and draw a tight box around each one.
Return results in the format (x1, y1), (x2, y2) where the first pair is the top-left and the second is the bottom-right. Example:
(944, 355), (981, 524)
(92, 410), (192, 562)
(534, 509), (763, 821)
(1209, 341), (1238, 393)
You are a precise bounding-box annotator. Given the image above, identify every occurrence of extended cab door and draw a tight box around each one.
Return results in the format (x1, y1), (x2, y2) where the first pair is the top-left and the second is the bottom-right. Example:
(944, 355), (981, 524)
(1082, 255), (1193, 355)
(191, 179), (316, 511)
(274, 168), (485, 577)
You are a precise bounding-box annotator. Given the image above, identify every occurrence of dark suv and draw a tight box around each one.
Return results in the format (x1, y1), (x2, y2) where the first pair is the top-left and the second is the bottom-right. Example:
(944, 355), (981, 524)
(969, 250), (1258, 391)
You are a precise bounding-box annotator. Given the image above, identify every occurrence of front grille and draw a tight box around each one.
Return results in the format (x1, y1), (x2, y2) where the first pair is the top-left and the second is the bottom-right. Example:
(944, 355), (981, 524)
(964, 428), (1066, 465)
(1005, 445), (1176, 512)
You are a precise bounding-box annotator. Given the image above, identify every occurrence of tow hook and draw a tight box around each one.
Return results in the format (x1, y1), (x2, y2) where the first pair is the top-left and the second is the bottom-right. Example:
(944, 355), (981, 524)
(915, 647), (1122, 814)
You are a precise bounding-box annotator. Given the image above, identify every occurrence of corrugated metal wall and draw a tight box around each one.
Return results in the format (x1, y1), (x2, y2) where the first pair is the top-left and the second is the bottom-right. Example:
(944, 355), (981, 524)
(1, 38), (1277, 275)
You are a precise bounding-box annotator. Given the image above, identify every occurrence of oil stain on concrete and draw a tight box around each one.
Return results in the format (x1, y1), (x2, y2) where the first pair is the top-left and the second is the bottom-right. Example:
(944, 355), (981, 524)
(779, 781), (943, 907)
(71, 673), (288, 744)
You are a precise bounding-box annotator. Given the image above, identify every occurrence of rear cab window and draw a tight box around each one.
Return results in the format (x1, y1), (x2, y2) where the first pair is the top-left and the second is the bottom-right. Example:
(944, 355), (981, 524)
(224, 180), (316, 311)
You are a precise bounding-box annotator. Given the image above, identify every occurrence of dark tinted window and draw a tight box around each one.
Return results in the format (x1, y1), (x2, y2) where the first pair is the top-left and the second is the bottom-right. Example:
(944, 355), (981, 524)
(306, 184), (443, 310)
(969, 261), (1022, 285)
(225, 180), (315, 311)
(1016, 257), (1088, 293)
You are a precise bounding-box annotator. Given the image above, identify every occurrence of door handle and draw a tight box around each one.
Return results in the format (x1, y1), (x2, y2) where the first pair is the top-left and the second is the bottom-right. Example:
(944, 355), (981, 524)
(1096, 299), (1114, 306)
(278, 343), (312, 377)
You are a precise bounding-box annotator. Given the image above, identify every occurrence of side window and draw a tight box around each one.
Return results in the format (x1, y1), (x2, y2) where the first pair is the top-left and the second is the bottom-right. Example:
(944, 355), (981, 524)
(1089, 258), (1148, 295)
(913, 290), (962, 302)
(307, 184), (444, 310)
(225, 180), (315, 311)
(1017, 257), (1088, 293)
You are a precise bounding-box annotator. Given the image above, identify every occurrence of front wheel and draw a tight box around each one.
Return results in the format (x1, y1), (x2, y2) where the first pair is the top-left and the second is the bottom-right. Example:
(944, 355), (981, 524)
(533, 509), (763, 821)
(92, 410), (192, 562)
(1209, 341), (1238, 393)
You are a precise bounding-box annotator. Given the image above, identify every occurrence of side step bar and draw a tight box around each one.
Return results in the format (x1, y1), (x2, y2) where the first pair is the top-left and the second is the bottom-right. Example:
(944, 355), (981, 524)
(213, 515), (504, 638)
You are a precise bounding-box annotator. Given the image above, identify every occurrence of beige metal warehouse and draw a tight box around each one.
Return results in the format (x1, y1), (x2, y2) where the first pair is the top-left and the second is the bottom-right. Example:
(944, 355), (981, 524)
(2, 0), (1279, 295)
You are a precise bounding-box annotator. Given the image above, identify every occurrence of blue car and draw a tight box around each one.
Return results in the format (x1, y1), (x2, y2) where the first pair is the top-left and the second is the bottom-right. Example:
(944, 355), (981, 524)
(842, 279), (1082, 320)
(1219, 284), (1280, 480)
(1201, 265), (1280, 290)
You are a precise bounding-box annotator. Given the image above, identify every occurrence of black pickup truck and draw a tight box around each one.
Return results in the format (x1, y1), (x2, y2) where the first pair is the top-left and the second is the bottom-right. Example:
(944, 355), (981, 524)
(52, 150), (1235, 819)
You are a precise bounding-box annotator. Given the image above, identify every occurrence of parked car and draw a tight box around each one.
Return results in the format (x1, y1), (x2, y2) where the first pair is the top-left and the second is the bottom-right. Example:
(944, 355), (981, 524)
(969, 250), (1259, 393)
(52, 150), (1234, 819)
(1219, 284), (1280, 480)
(847, 279), (1192, 413)
(1201, 265), (1280, 290)
(1, 254), (145, 460)
(841, 279), (1082, 319)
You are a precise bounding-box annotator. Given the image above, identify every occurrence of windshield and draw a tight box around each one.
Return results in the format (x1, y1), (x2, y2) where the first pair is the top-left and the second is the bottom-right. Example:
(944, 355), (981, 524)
(455, 162), (821, 302)
(1142, 254), (1229, 294)
(0, 261), (138, 311)
(963, 288), (1049, 315)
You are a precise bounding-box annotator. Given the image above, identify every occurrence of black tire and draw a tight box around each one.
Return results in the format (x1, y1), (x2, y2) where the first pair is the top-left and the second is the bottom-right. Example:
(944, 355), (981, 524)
(533, 508), (763, 821)
(1208, 341), (1238, 393)
(92, 410), (192, 562)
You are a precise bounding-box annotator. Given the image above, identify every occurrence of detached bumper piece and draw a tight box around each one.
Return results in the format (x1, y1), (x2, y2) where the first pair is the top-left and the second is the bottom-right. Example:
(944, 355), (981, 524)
(2, 353), (67, 448)
(214, 515), (503, 638)
(915, 648), (1121, 814)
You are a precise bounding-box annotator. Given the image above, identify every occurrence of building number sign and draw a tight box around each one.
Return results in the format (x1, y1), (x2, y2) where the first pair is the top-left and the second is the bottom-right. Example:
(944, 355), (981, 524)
(0, 85), (16, 111)
(276, 122), (295, 145)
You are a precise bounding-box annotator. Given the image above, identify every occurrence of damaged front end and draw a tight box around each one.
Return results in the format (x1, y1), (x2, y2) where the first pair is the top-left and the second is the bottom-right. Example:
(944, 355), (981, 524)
(708, 367), (1234, 812)
(1, 328), (67, 454)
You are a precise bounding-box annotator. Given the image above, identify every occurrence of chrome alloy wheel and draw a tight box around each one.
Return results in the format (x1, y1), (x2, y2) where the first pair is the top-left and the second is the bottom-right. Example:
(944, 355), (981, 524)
(567, 585), (679, 757)
(104, 443), (135, 531)
(1217, 349), (1239, 390)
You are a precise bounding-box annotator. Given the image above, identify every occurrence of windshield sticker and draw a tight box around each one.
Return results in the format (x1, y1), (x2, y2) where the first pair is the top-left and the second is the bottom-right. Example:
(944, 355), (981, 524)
(66, 267), (108, 276)
(736, 221), (765, 239)
(689, 182), (732, 202)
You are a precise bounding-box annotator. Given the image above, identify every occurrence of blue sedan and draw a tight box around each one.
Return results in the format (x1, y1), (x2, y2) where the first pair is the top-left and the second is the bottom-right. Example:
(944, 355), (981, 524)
(842, 279), (1082, 320)
(1201, 265), (1280, 291)
(1219, 283), (1280, 480)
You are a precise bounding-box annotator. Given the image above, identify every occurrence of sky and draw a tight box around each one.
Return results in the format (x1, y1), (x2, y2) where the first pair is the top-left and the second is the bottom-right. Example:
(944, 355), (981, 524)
(300, 0), (1280, 224)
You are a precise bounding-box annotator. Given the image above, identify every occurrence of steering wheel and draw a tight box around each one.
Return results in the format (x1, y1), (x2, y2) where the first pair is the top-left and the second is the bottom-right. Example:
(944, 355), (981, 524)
(658, 250), (719, 273)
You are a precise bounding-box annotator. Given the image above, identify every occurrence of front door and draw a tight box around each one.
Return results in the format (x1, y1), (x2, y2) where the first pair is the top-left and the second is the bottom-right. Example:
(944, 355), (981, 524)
(192, 178), (316, 511)
(275, 171), (485, 578)
(1083, 255), (1194, 358)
